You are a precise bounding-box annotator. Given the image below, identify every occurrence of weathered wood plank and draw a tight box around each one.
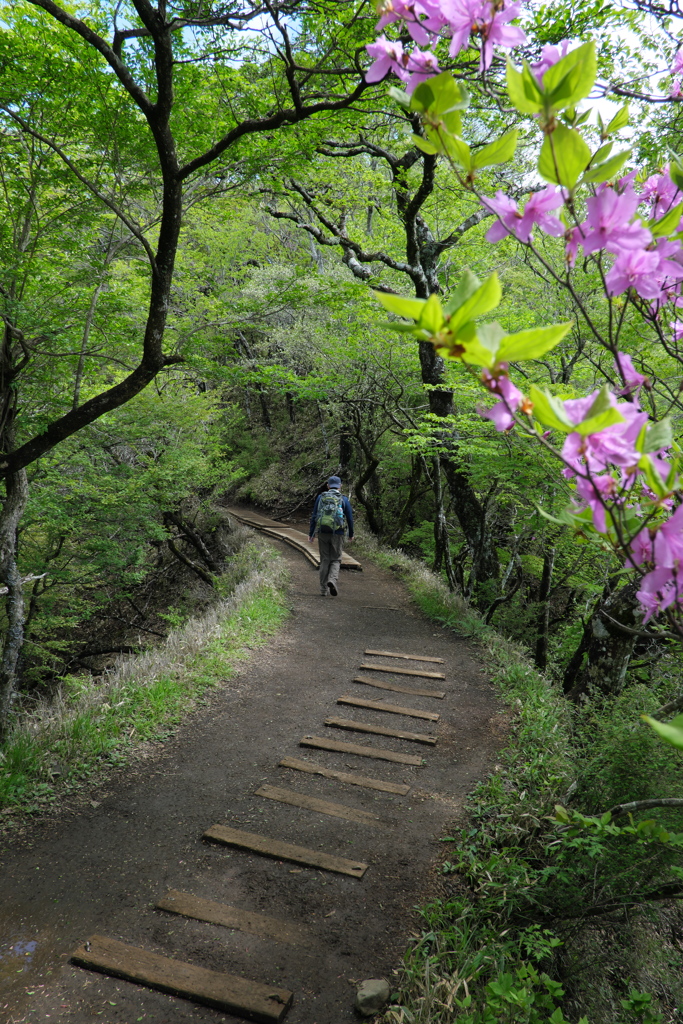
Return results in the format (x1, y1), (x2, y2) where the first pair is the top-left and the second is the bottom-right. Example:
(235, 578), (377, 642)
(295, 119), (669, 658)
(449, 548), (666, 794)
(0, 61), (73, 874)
(255, 784), (382, 826)
(203, 824), (368, 878)
(71, 934), (293, 1023)
(300, 734), (423, 766)
(365, 649), (444, 664)
(337, 695), (439, 722)
(354, 674), (445, 699)
(279, 756), (411, 796)
(156, 890), (313, 946)
(359, 662), (445, 680)
(325, 716), (437, 746)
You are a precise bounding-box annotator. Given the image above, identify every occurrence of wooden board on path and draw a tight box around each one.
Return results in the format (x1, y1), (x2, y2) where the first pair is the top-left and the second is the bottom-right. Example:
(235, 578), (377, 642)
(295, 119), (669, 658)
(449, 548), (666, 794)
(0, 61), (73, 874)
(325, 716), (437, 746)
(156, 890), (313, 947)
(256, 784), (383, 826)
(338, 694), (439, 722)
(365, 649), (444, 664)
(300, 734), (424, 766)
(359, 662), (445, 680)
(279, 756), (411, 796)
(203, 824), (368, 878)
(226, 508), (361, 570)
(354, 674), (445, 699)
(71, 934), (293, 1024)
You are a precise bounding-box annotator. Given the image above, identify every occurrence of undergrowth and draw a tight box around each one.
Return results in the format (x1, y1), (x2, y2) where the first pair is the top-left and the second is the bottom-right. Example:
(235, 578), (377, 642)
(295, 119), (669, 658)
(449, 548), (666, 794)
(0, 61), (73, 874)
(0, 539), (289, 825)
(355, 535), (683, 1024)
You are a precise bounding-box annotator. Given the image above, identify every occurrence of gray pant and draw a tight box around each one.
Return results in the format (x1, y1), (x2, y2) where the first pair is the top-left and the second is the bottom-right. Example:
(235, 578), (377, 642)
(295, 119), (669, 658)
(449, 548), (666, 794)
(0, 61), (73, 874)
(318, 532), (344, 592)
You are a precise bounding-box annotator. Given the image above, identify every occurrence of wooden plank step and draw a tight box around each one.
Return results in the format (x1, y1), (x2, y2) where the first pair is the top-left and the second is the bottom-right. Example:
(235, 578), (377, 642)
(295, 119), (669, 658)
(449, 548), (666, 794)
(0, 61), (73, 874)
(71, 934), (292, 1023)
(338, 695), (439, 722)
(279, 756), (411, 796)
(325, 716), (436, 746)
(203, 824), (368, 878)
(365, 649), (444, 664)
(354, 674), (445, 699)
(359, 662), (445, 680)
(255, 784), (383, 826)
(156, 890), (313, 947)
(300, 735), (424, 766)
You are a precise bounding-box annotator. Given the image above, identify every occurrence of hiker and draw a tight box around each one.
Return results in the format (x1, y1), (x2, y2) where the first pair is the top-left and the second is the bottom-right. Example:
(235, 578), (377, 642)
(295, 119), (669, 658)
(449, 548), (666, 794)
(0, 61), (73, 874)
(308, 476), (354, 597)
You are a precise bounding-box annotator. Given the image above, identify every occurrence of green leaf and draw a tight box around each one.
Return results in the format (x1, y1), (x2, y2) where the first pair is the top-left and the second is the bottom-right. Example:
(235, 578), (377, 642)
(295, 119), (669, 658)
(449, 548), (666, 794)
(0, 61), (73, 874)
(638, 454), (669, 497)
(539, 124), (591, 188)
(573, 385), (625, 436)
(388, 85), (411, 109)
(643, 417), (673, 453)
(443, 269), (481, 316)
(528, 385), (574, 432)
(592, 141), (613, 164)
(583, 149), (631, 184)
(443, 133), (472, 169)
(497, 322), (572, 362)
(642, 713), (683, 750)
(412, 134), (439, 155)
(605, 104), (629, 135)
(460, 321), (505, 367)
(410, 81), (435, 113)
(448, 272), (502, 333)
(375, 292), (425, 320)
(423, 72), (470, 114)
(418, 293), (444, 333)
(543, 41), (597, 110)
(506, 58), (543, 114)
(669, 150), (683, 191)
(472, 129), (519, 169)
(649, 201), (683, 237)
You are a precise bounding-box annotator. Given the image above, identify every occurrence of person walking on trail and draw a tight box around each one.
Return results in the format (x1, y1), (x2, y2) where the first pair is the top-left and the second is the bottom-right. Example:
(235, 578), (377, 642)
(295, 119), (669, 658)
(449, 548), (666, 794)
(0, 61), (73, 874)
(308, 476), (354, 597)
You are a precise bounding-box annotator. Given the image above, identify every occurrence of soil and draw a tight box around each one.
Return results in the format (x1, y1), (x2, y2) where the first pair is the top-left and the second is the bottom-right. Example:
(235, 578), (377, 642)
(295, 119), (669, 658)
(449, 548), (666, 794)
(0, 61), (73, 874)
(0, 531), (507, 1024)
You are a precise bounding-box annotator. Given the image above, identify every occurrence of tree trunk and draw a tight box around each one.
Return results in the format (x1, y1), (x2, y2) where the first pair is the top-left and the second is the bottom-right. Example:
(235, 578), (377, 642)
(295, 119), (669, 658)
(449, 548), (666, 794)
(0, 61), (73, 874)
(535, 546), (555, 672)
(0, 468), (29, 741)
(564, 581), (640, 702)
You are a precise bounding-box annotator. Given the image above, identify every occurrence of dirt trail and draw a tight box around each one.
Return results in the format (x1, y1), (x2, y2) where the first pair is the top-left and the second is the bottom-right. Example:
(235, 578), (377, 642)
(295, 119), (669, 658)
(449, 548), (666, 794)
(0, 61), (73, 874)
(0, 534), (505, 1024)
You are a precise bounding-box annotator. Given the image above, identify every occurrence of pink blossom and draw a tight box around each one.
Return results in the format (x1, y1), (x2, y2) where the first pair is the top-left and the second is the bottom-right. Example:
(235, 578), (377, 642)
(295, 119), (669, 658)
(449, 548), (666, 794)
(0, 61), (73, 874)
(614, 351), (647, 394)
(375, 0), (445, 44)
(404, 48), (441, 90)
(482, 186), (564, 243)
(480, 371), (522, 431)
(561, 391), (647, 476)
(606, 248), (666, 301)
(440, 0), (526, 70)
(630, 527), (654, 566)
(575, 473), (617, 532)
(672, 50), (683, 75)
(672, 320), (683, 340)
(672, 79), (683, 99)
(637, 565), (681, 622)
(531, 40), (571, 85)
(581, 184), (652, 256)
(641, 168), (681, 219)
(365, 36), (407, 82)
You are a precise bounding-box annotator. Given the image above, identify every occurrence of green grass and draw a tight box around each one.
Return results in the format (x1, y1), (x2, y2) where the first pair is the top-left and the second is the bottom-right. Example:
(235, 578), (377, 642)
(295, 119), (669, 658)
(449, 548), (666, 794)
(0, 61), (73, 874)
(0, 544), (289, 822)
(355, 534), (683, 1024)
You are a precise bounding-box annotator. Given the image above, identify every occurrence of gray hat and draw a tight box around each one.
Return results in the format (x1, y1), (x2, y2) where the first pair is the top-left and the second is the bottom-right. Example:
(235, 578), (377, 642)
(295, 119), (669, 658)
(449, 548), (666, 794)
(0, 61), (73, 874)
(327, 475), (342, 489)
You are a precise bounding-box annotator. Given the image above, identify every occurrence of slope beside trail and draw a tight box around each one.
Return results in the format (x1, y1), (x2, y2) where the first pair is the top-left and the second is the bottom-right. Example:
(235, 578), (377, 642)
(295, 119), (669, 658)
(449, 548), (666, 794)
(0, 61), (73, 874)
(0, 530), (506, 1024)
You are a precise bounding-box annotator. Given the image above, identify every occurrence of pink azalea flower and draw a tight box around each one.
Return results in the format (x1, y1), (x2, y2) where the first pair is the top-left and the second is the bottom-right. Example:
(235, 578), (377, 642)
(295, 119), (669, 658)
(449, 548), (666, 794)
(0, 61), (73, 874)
(561, 391), (647, 476)
(630, 527), (654, 566)
(582, 184), (652, 257)
(606, 248), (665, 301)
(404, 48), (441, 90)
(530, 39), (571, 85)
(637, 565), (681, 622)
(641, 168), (681, 219)
(672, 78), (683, 98)
(440, 0), (526, 70)
(672, 50), (683, 75)
(575, 473), (617, 532)
(482, 186), (564, 243)
(375, 0), (443, 45)
(480, 371), (522, 431)
(614, 351), (647, 395)
(365, 36), (408, 83)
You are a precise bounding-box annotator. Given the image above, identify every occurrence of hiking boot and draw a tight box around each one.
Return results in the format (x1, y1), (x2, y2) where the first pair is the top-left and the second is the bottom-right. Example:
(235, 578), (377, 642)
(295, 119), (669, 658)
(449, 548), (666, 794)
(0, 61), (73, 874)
(319, 588), (328, 597)
(327, 580), (338, 596)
